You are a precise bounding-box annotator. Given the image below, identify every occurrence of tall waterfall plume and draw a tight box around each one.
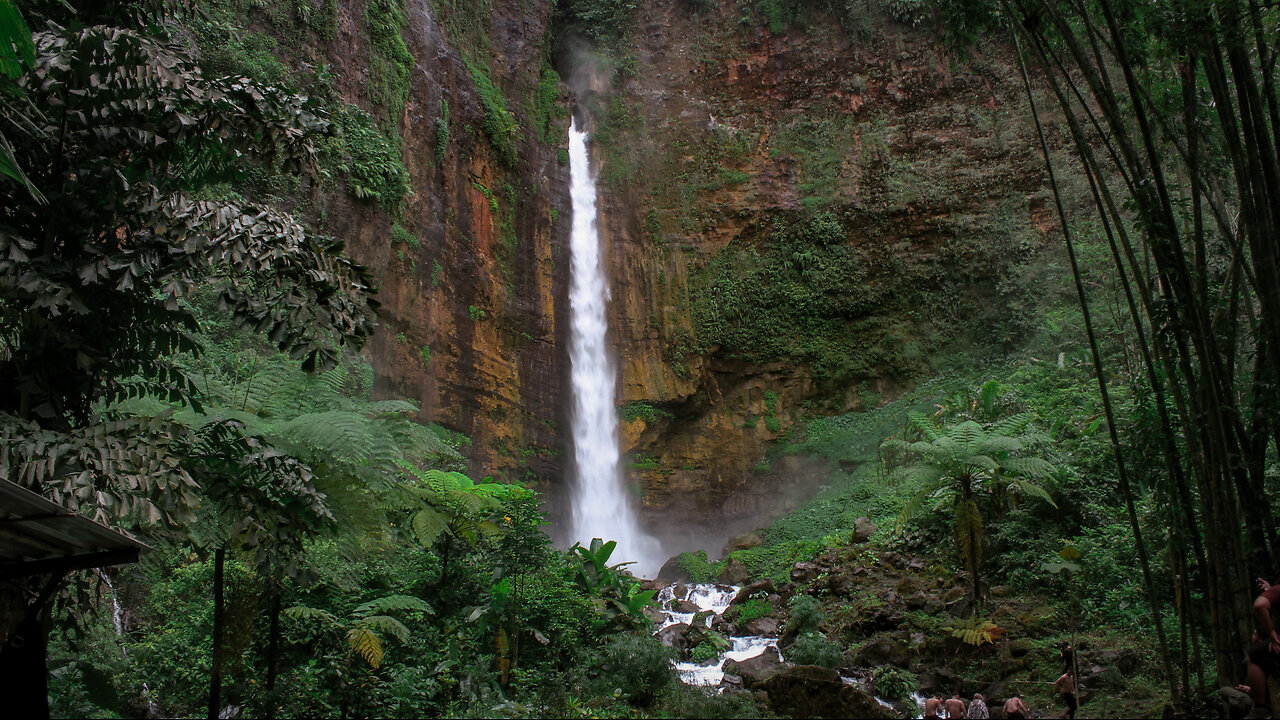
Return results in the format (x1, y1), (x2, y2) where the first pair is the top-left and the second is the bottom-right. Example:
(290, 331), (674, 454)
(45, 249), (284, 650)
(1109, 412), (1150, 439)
(567, 117), (661, 576)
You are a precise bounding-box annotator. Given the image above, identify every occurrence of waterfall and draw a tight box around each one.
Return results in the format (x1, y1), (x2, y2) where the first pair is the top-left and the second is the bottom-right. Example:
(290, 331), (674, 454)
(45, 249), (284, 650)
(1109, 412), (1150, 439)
(567, 117), (661, 577)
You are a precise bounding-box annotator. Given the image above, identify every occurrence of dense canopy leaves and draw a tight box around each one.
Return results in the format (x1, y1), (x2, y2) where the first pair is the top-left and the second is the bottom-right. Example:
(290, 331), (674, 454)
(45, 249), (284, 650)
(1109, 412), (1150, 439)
(0, 18), (378, 425)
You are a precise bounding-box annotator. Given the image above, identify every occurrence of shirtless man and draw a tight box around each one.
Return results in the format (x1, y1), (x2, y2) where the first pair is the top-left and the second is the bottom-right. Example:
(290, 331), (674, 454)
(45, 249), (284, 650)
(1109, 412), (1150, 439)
(945, 693), (967, 719)
(1003, 691), (1030, 720)
(924, 695), (945, 720)
(1054, 668), (1078, 719)
(1248, 576), (1280, 714)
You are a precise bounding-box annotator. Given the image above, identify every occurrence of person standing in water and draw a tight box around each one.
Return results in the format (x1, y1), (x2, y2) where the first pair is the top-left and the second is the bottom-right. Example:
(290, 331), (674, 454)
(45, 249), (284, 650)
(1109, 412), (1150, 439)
(966, 693), (990, 719)
(1003, 691), (1030, 720)
(945, 693), (967, 719)
(924, 695), (945, 720)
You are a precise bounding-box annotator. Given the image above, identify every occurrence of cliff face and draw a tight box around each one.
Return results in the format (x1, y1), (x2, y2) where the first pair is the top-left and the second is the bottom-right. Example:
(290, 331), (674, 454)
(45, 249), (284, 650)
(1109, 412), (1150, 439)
(297, 0), (1058, 542)
(573, 3), (1054, 534)
(316, 0), (573, 490)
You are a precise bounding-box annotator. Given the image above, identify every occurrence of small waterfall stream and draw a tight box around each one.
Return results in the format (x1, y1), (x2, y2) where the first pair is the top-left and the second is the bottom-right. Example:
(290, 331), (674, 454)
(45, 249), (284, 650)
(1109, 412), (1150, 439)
(566, 118), (660, 575)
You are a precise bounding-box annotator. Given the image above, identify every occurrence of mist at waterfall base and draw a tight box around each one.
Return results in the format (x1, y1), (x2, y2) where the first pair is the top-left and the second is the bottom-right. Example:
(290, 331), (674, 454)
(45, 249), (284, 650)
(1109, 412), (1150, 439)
(565, 118), (664, 577)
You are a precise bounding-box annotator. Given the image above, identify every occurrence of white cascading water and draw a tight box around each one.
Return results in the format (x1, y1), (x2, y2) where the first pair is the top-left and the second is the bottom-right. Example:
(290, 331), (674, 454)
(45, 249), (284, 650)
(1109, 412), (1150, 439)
(567, 117), (661, 576)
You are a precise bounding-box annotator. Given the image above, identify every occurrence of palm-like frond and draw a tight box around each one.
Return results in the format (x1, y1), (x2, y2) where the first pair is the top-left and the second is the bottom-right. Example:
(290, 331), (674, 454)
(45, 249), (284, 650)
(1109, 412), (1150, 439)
(284, 605), (340, 627)
(353, 594), (433, 618)
(999, 456), (1057, 479)
(345, 625), (384, 668)
(358, 614), (412, 644)
(988, 412), (1035, 439)
(907, 411), (943, 442)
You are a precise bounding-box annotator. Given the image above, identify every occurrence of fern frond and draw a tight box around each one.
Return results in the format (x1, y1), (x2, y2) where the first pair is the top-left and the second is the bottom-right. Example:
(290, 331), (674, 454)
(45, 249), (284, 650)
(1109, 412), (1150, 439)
(949, 421), (985, 451)
(907, 411), (943, 442)
(364, 399), (418, 417)
(999, 456), (1057, 479)
(358, 614), (412, 644)
(988, 411), (1035, 438)
(285, 605), (340, 626)
(410, 507), (449, 545)
(1007, 477), (1058, 507)
(354, 594), (433, 618)
(346, 625), (384, 668)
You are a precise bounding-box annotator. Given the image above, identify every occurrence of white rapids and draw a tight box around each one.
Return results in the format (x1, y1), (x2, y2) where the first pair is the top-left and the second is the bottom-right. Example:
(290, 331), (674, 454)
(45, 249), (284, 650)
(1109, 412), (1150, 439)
(566, 118), (661, 576)
(655, 583), (780, 687)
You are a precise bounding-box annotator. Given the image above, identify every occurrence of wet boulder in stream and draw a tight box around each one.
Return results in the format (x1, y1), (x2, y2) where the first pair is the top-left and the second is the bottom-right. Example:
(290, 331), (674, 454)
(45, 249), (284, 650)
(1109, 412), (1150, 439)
(731, 579), (776, 605)
(722, 646), (786, 688)
(763, 665), (896, 719)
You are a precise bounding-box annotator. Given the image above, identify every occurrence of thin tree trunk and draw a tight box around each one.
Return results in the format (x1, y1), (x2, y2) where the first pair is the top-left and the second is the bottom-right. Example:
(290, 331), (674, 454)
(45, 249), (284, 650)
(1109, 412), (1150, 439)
(1013, 32), (1180, 705)
(209, 547), (225, 720)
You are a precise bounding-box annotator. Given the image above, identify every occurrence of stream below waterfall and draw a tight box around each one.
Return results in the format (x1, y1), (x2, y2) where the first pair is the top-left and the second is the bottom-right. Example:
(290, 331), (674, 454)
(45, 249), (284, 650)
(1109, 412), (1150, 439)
(652, 582), (927, 718)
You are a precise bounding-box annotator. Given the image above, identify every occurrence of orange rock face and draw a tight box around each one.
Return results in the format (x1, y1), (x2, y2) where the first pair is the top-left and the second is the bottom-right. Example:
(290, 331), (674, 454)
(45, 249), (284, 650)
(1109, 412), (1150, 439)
(321, 1), (1060, 540)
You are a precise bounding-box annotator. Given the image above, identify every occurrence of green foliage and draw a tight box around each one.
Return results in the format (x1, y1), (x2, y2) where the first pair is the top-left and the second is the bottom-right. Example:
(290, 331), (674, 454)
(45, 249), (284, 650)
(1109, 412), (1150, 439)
(785, 632), (843, 667)
(691, 212), (931, 385)
(568, 538), (658, 626)
(785, 594), (825, 636)
(872, 665), (917, 703)
(463, 55), (520, 167)
(434, 98), (449, 164)
(418, 345), (430, 370)
(675, 550), (724, 583)
(563, 0), (640, 47)
(596, 634), (677, 707)
(364, 0), (413, 114)
(881, 0), (930, 25)
(557, 147), (569, 166)
(736, 598), (774, 623)
(392, 222), (420, 249)
(532, 64), (565, 144)
(619, 401), (675, 424)
(321, 105), (410, 208)
(469, 304), (486, 321)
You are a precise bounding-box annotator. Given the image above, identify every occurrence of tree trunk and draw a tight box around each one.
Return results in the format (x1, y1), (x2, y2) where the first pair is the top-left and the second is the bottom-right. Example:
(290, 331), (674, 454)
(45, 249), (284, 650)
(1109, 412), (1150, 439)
(209, 547), (225, 720)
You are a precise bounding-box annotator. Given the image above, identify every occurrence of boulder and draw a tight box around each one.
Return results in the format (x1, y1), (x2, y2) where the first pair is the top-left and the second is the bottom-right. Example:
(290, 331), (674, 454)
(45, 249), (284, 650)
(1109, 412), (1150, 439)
(723, 532), (764, 555)
(673, 583), (690, 600)
(791, 561), (820, 583)
(1219, 686), (1254, 719)
(878, 551), (906, 570)
(671, 598), (701, 614)
(851, 636), (910, 667)
(1093, 648), (1140, 676)
(657, 556), (692, 584)
(763, 665), (896, 719)
(1081, 662), (1125, 690)
(853, 517), (878, 543)
(905, 591), (928, 610)
(731, 579), (776, 605)
(657, 622), (692, 650)
(1004, 639), (1032, 659)
(744, 616), (780, 636)
(722, 646), (787, 688)
(896, 576), (926, 596)
(641, 605), (665, 625)
(718, 557), (750, 584)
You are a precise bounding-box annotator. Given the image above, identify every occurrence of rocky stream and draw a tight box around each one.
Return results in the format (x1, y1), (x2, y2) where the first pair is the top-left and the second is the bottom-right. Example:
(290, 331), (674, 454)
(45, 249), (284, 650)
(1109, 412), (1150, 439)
(650, 580), (919, 719)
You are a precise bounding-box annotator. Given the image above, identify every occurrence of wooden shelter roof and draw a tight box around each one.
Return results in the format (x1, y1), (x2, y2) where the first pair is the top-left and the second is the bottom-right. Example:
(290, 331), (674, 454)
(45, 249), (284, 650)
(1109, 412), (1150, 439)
(0, 480), (149, 579)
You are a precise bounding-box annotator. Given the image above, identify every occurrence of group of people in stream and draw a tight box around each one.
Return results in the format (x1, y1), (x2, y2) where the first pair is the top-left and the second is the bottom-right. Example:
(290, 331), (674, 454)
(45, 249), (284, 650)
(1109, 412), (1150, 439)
(919, 679), (1073, 720)
(920, 646), (1079, 720)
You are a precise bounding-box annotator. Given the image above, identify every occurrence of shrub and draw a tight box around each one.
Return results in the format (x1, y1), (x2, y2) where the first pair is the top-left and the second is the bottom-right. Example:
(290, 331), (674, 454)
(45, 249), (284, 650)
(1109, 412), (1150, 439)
(737, 598), (774, 623)
(785, 594), (825, 635)
(597, 634), (677, 707)
(392, 222), (420, 249)
(464, 56), (520, 167)
(323, 106), (410, 208)
(434, 99), (450, 164)
(873, 665), (918, 703)
(785, 632), (843, 668)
